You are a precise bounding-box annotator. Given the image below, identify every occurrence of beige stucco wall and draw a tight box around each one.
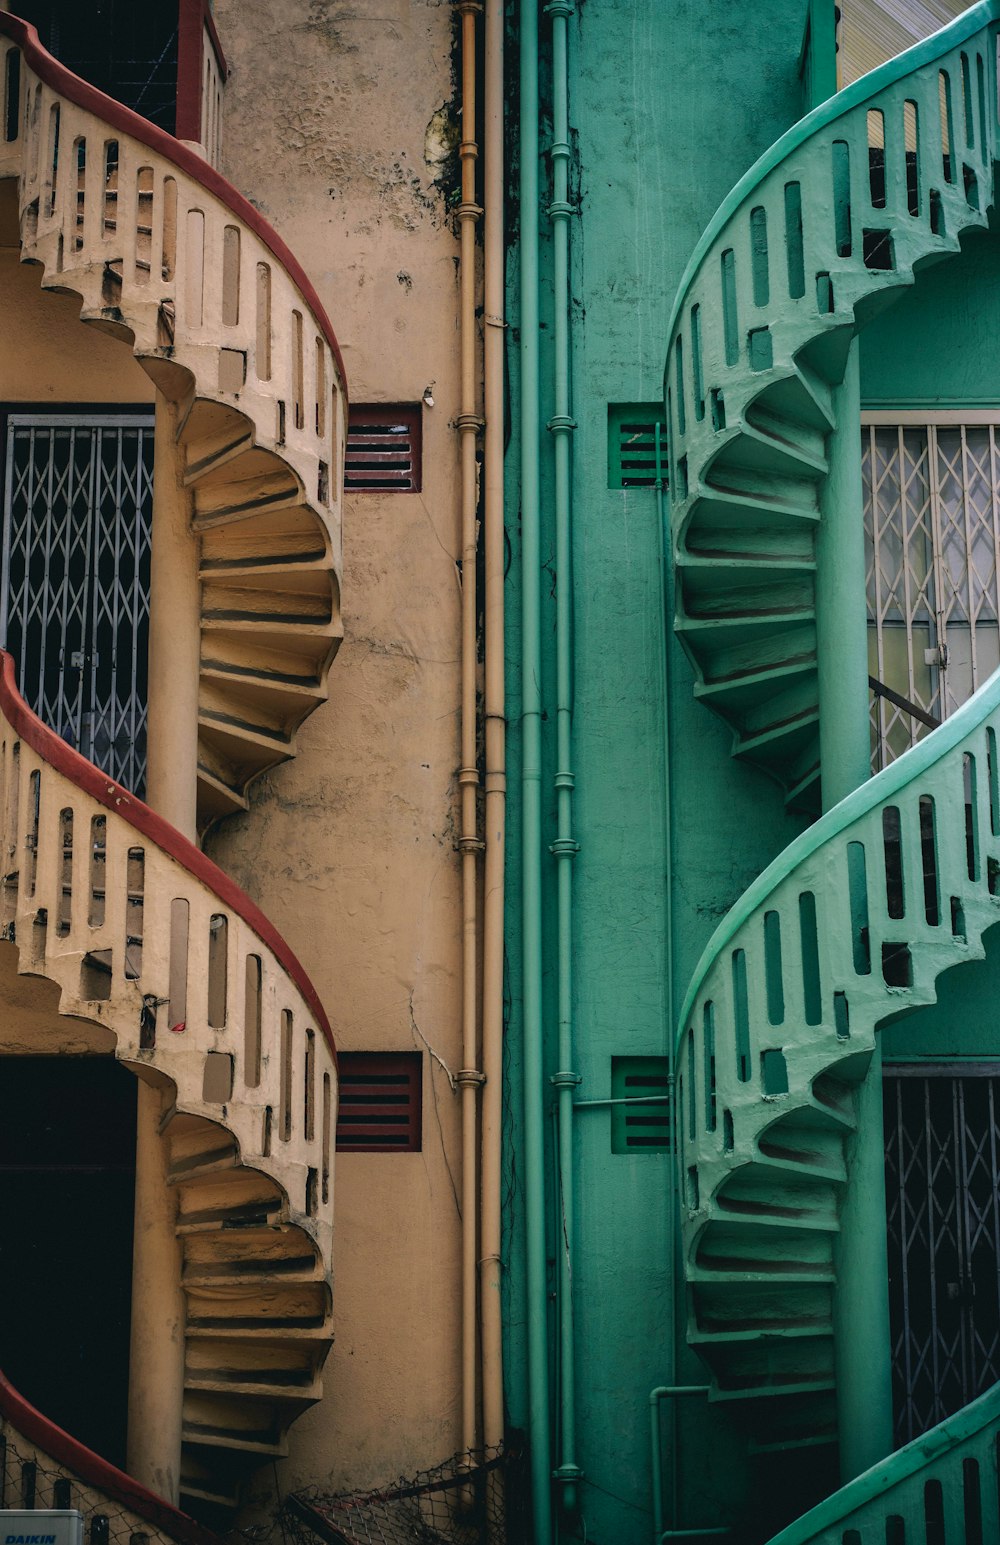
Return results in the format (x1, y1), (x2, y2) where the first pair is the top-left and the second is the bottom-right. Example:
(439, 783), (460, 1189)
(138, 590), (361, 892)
(206, 0), (467, 1499)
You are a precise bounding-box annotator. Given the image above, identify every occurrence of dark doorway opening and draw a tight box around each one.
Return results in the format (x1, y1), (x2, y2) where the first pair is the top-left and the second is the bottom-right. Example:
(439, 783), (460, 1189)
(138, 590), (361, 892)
(884, 1063), (1000, 1447)
(0, 1055), (137, 1467)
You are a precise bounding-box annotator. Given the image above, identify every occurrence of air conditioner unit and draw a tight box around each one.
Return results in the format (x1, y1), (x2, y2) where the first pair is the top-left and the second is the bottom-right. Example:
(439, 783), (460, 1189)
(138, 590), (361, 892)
(0, 1511), (84, 1545)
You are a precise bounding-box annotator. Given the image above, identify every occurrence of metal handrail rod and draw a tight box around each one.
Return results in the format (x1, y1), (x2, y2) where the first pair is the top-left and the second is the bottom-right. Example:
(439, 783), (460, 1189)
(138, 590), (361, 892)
(869, 674), (941, 731)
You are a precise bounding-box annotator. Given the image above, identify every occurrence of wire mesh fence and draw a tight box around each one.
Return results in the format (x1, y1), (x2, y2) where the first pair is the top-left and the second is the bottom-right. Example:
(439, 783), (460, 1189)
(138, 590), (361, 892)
(279, 1445), (529, 1545)
(0, 1426), (529, 1545)
(0, 1426), (212, 1545)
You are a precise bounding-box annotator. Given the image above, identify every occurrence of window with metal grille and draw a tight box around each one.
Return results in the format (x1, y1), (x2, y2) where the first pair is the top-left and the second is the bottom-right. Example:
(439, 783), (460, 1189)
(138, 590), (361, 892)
(345, 405), (422, 493)
(1, 411), (154, 796)
(607, 403), (668, 490)
(335, 1052), (422, 1152)
(12, 1), (181, 133)
(610, 1056), (672, 1153)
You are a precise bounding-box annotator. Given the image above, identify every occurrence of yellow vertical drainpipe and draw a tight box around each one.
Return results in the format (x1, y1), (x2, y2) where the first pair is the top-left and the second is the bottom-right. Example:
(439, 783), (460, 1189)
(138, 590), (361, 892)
(480, 0), (507, 1499)
(455, 0), (486, 1467)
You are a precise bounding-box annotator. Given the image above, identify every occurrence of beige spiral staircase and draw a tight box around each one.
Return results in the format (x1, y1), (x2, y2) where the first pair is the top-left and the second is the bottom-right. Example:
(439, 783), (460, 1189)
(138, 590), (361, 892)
(0, 11), (345, 1522)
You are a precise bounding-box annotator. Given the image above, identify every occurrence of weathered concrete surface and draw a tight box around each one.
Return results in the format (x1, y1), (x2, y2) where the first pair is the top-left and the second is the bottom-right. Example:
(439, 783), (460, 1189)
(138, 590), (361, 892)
(208, 0), (467, 1498)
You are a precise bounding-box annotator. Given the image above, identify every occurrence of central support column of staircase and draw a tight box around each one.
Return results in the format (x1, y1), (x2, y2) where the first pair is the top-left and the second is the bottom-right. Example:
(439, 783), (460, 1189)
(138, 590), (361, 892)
(127, 395), (205, 1501)
(815, 340), (894, 1479)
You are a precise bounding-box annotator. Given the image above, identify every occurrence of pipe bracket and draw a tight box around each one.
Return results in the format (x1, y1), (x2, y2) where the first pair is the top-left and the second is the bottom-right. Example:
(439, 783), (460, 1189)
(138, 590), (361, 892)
(549, 138), (572, 161)
(547, 199), (575, 220)
(456, 412), (485, 432)
(553, 1462), (584, 1481)
(547, 414), (577, 435)
(544, 0), (575, 16)
(458, 835), (486, 854)
(550, 1070), (582, 1089)
(456, 1067), (487, 1088)
(549, 837), (579, 858)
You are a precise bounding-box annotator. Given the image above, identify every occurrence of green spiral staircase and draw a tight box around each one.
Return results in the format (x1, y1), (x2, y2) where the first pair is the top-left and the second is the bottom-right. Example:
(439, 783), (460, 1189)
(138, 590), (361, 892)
(666, 1), (1000, 1534)
(667, 3), (998, 812)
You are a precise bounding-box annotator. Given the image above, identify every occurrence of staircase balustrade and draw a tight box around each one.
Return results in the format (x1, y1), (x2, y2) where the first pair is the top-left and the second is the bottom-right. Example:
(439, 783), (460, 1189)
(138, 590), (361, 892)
(765, 1380), (1000, 1544)
(666, 2), (999, 809)
(0, 13), (348, 825)
(0, 650), (336, 1506)
(677, 658), (1000, 1450)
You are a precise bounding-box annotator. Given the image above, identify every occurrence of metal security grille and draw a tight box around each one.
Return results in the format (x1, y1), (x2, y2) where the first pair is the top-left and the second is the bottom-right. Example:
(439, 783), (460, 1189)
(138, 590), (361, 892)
(864, 418), (1000, 770)
(884, 1065), (1000, 1448)
(1, 415), (153, 795)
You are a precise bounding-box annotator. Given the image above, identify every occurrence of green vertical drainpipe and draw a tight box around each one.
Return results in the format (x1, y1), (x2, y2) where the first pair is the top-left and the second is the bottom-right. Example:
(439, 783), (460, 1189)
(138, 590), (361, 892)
(546, 0), (581, 1520)
(803, 0), (837, 110)
(815, 338), (894, 1481)
(519, 1), (553, 1540)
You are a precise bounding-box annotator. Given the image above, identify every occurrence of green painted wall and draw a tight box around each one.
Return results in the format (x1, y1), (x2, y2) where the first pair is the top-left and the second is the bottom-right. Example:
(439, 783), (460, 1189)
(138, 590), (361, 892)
(502, 4), (825, 1540)
(861, 219), (1000, 408)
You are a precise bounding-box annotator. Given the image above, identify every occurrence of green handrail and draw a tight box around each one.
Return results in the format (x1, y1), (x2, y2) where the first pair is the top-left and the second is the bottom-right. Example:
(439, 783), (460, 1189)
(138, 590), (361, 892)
(678, 662), (1000, 1043)
(664, 0), (1000, 367)
(766, 1381), (1000, 1544)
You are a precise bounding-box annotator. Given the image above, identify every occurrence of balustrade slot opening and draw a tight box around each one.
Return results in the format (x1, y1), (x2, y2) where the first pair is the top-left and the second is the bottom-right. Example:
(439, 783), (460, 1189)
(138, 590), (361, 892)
(798, 891), (822, 1024)
(925, 1477), (945, 1545)
(135, 166), (153, 280)
(690, 305), (704, 420)
(732, 948), (751, 1083)
(783, 182), (804, 299)
(203, 1052), (234, 1105)
(749, 205), (769, 306)
(882, 942), (912, 988)
(80, 949), (111, 1002)
(25, 767), (39, 898)
(306, 1167), (318, 1217)
(832, 140), (852, 256)
(961, 53), (974, 145)
(867, 109), (885, 207)
(687, 1029), (696, 1140)
(951, 895), (966, 940)
(723, 1110), (734, 1153)
(963, 1457), (983, 1545)
(57, 806), (72, 936)
(720, 248), (738, 367)
(940, 70), (955, 182)
(965, 753), (980, 880)
(675, 338), (686, 437)
(816, 271), (834, 313)
(904, 100), (920, 215)
(703, 1001), (716, 1132)
(863, 228), (893, 271)
(305, 1028), (315, 1142)
(244, 953), (262, 1088)
(168, 897), (189, 1031)
(919, 796), (940, 925)
(262, 1105), (273, 1157)
(847, 842), (871, 975)
(763, 910), (784, 1024)
(761, 1049), (788, 1096)
(834, 991), (850, 1040)
(883, 806), (905, 919)
(280, 1009), (293, 1141)
(930, 188), (945, 236)
(322, 1073), (331, 1203)
(207, 913), (228, 1027)
(710, 388), (726, 432)
(5, 49), (20, 144)
(124, 847), (143, 980)
(73, 137), (85, 252)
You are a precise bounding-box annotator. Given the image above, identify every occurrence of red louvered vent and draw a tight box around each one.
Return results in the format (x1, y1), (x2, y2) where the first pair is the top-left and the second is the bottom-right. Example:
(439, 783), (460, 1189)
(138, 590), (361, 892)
(345, 404), (422, 493)
(335, 1052), (422, 1152)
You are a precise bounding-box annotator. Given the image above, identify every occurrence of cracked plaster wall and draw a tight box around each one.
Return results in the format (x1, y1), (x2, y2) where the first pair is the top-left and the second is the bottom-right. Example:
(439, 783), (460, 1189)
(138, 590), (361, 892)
(206, 0), (468, 1500)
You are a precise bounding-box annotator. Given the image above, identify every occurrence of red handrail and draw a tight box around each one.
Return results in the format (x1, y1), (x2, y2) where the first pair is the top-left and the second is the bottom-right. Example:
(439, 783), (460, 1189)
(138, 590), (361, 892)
(0, 12), (347, 401)
(0, 1371), (219, 1545)
(0, 651), (336, 1064)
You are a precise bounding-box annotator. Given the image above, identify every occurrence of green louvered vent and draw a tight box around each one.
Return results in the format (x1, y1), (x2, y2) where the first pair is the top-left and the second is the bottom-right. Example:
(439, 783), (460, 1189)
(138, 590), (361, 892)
(611, 1056), (672, 1153)
(607, 403), (668, 490)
